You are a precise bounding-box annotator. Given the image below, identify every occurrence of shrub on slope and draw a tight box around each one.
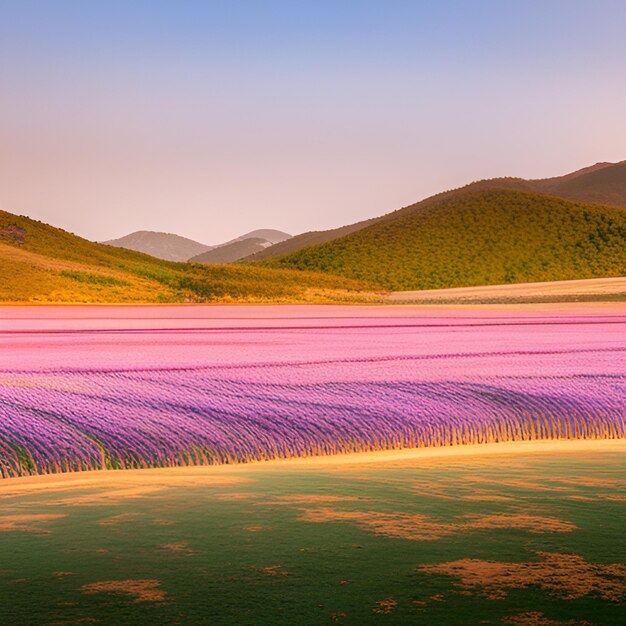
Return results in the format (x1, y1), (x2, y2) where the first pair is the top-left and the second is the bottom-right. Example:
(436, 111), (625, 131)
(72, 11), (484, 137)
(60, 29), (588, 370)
(263, 190), (626, 291)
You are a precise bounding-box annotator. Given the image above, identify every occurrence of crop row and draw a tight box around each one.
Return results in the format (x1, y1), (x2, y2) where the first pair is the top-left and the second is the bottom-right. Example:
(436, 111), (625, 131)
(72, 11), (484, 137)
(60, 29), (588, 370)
(0, 366), (623, 478)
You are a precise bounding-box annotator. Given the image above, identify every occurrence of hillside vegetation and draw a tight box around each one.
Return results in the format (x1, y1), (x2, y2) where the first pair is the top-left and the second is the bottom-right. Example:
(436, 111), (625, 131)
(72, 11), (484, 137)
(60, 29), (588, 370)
(247, 160), (626, 262)
(0, 210), (374, 303)
(261, 189), (626, 291)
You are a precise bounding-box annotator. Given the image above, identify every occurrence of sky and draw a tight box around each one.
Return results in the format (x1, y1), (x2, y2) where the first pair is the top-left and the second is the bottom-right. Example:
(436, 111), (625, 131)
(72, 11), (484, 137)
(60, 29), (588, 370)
(1, 1), (626, 244)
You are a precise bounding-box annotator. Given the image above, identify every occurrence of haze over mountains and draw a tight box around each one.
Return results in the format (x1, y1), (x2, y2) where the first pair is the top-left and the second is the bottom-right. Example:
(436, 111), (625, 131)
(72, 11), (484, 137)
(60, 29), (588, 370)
(102, 161), (626, 268)
(1, 160), (624, 303)
(255, 161), (626, 290)
(104, 228), (290, 263)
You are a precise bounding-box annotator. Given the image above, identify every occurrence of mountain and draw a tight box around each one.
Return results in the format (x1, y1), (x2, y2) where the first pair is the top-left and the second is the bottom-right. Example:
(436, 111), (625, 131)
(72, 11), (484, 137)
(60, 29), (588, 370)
(261, 189), (626, 291)
(102, 230), (212, 262)
(228, 229), (291, 245)
(0, 210), (371, 303)
(104, 228), (291, 262)
(244, 219), (381, 261)
(246, 161), (626, 261)
(189, 229), (292, 264)
(190, 238), (273, 264)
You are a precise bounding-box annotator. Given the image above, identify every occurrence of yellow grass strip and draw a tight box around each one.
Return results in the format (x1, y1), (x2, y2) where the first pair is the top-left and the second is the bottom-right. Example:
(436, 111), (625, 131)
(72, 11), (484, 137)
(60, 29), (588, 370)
(1, 439), (624, 494)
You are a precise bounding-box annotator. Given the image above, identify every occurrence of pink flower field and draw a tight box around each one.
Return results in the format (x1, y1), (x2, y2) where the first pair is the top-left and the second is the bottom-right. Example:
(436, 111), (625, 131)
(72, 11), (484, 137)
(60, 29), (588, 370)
(0, 304), (624, 478)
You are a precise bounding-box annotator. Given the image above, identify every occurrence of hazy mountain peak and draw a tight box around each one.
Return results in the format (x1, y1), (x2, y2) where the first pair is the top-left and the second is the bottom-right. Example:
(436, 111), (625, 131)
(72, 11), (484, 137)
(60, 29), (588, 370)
(104, 228), (292, 263)
(190, 231), (292, 264)
(103, 230), (212, 262)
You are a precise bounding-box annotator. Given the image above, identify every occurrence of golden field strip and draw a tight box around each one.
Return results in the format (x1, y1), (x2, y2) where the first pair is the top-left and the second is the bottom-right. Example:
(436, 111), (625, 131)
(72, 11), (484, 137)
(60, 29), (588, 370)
(2, 439), (624, 493)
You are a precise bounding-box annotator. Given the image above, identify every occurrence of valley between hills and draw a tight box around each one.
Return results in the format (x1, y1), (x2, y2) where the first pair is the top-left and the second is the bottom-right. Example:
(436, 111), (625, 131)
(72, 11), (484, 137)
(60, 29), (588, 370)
(1, 160), (625, 304)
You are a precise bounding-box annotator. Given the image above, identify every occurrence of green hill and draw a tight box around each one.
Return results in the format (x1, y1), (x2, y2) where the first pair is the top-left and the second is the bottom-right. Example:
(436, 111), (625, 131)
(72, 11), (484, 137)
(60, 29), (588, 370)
(261, 189), (626, 291)
(246, 161), (626, 262)
(0, 210), (373, 303)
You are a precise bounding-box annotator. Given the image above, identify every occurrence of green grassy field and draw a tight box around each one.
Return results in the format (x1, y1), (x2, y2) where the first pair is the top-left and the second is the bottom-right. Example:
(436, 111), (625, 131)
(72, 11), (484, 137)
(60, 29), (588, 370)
(1, 445), (624, 625)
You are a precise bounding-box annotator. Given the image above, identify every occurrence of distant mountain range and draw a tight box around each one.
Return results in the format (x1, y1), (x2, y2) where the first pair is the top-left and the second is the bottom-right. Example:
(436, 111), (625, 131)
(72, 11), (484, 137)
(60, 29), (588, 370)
(103, 228), (291, 262)
(104, 162), (626, 269)
(2, 159), (625, 302)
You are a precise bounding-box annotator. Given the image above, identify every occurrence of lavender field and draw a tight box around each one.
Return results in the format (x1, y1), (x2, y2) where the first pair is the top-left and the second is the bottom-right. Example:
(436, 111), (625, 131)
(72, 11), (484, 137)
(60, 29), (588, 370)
(0, 304), (624, 478)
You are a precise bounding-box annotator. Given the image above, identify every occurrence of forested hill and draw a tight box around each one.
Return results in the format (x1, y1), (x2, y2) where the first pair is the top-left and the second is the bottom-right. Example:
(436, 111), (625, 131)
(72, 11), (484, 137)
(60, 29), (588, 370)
(261, 189), (626, 291)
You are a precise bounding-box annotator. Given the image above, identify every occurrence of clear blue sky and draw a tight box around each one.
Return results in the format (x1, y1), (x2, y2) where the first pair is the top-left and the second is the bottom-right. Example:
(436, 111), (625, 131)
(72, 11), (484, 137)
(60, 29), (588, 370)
(1, 0), (625, 243)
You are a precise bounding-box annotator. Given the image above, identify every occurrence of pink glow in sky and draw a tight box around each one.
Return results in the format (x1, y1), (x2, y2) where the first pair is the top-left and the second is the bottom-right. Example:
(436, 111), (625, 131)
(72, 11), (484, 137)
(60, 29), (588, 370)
(1, 2), (625, 243)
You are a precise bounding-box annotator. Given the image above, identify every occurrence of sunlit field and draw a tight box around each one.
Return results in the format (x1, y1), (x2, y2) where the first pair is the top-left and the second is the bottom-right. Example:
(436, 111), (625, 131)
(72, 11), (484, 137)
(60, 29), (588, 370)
(0, 304), (624, 477)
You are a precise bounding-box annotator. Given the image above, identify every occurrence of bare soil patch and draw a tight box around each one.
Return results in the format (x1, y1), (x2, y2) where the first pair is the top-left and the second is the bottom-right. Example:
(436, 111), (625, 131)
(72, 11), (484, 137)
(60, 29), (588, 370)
(0, 513), (65, 533)
(80, 579), (168, 603)
(420, 552), (626, 602)
(297, 509), (575, 540)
